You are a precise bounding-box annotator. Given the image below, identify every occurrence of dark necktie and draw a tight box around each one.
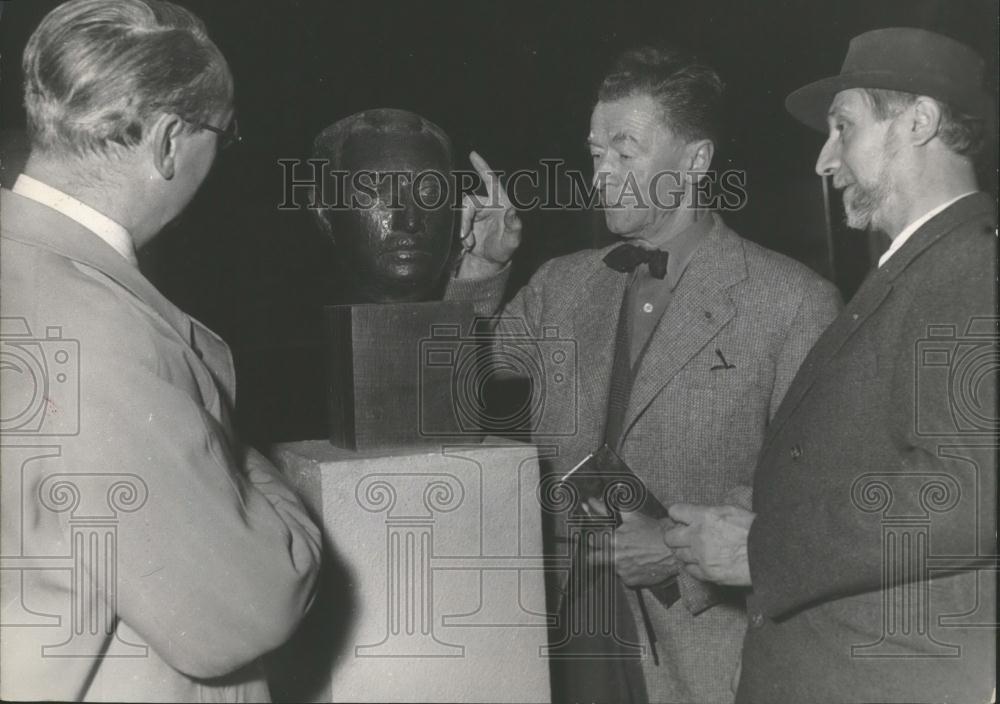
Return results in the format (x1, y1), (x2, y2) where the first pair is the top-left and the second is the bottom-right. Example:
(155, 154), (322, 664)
(603, 243), (670, 279)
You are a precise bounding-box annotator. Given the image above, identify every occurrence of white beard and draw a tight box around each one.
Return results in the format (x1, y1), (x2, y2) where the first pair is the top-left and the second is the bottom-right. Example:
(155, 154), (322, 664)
(843, 180), (889, 231)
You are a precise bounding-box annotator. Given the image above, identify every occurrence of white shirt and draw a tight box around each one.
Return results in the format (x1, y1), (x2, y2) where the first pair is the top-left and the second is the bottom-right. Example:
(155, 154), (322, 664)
(878, 192), (976, 268)
(12, 174), (137, 266)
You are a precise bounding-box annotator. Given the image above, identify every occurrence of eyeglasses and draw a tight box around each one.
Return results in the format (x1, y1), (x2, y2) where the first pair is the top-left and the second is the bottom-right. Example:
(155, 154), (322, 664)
(193, 117), (242, 150)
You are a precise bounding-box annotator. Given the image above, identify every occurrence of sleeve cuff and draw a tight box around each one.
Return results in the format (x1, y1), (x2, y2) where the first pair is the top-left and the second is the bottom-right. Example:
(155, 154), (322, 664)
(444, 264), (511, 318)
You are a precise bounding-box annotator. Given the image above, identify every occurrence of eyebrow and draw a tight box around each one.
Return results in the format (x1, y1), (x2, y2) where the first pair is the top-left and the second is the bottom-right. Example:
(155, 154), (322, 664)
(610, 131), (640, 148)
(827, 105), (854, 121)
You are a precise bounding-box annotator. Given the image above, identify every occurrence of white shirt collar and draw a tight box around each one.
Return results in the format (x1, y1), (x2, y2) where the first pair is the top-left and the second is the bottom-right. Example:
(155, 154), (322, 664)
(12, 174), (137, 266)
(878, 192), (976, 268)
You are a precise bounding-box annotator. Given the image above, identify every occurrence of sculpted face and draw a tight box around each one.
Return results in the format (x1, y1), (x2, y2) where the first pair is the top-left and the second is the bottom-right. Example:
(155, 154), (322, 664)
(319, 116), (455, 303)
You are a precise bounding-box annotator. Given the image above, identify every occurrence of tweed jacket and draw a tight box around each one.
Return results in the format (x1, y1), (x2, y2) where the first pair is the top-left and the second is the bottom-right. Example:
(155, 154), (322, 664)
(0, 189), (322, 702)
(448, 214), (841, 703)
(738, 193), (997, 704)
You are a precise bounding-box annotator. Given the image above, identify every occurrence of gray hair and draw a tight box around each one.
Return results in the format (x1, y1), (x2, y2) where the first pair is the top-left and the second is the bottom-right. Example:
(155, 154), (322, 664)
(23, 0), (233, 157)
(861, 88), (985, 158)
(597, 45), (725, 146)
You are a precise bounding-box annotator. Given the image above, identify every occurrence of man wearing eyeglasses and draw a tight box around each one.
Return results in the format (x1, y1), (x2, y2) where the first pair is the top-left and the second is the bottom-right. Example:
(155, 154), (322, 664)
(0, 1), (319, 701)
(197, 116), (243, 152)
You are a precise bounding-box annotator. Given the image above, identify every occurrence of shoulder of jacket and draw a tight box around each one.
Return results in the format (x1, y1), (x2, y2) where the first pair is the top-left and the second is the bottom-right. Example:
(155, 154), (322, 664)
(6, 246), (165, 364)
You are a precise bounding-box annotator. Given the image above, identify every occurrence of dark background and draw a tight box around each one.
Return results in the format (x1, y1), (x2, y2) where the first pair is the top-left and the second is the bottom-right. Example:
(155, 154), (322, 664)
(2, 0), (997, 443)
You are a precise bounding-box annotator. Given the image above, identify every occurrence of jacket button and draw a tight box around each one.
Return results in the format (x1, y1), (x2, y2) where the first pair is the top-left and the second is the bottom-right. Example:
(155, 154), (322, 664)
(790, 444), (803, 460)
(749, 610), (764, 627)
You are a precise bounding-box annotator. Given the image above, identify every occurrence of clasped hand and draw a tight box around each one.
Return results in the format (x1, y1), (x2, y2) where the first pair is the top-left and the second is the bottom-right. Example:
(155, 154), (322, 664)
(584, 498), (679, 588)
(662, 503), (755, 586)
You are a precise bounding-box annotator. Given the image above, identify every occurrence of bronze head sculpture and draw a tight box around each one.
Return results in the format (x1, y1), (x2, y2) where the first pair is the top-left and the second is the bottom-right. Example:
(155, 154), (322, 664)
(312, 108), (456, 303)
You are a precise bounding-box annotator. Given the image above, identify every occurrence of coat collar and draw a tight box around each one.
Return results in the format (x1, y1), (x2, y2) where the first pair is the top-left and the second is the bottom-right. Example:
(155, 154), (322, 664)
(569, 213), (747, 444)
(764, 191), (996, 444)
(878, 192), (995, 282)
(620, 213), (747, 441)
(571, 255), (630, 440)
(1, 188), (235, 403)
(2, 188), (192, 340)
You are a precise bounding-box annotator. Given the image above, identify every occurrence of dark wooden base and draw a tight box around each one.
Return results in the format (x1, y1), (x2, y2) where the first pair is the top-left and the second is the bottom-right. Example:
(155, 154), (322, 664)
(324, 300), (479, 450)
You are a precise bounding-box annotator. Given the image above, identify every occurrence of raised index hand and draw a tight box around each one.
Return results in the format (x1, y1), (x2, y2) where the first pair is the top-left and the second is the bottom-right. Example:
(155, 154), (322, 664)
(456, 151), (523, 278)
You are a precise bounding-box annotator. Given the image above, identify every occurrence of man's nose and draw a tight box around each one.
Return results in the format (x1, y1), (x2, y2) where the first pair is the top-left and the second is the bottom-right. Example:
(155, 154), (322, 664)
(815, 133), (840, 177)
(394, 189), (422, 233)
(592, 155), (616, 190)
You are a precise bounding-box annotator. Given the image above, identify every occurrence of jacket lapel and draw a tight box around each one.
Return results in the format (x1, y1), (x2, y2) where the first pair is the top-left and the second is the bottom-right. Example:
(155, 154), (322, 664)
(764, 192), (994, 444)
(189, 320), (237, 412)
(764, 272), (892, 444)
(571, 260), (630, 440)
(620, 216), (745, 442)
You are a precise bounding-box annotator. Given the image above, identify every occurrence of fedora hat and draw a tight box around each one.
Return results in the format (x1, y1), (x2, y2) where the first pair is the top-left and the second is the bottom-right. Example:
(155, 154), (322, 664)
(786, 27), (991, 131)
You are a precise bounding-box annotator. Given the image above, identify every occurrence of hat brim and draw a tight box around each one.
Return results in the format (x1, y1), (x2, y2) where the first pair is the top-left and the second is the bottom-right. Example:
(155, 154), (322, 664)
(785, 70), (991, 132)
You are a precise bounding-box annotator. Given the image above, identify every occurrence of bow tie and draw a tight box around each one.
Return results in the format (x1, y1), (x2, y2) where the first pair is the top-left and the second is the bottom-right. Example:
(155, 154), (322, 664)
(603, 243), (670, 279)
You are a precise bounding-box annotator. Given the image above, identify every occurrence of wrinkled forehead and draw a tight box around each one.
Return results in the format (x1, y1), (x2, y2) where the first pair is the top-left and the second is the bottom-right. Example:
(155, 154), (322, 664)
(588, 93), (671, 145)
(340, 128), (451, 173)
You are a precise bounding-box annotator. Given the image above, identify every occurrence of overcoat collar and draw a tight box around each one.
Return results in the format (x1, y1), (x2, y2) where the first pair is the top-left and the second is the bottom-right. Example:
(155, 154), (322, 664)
(1, 188), (235, 402)
(764, 191), (995, 443)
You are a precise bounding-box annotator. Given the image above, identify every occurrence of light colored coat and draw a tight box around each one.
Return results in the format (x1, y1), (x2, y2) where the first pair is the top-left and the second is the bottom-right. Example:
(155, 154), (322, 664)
(448, 214), (842, 703)
(0, 189), (322, 702)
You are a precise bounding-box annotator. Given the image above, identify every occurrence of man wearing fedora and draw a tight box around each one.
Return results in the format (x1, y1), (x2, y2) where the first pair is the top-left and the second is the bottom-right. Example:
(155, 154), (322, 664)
(662, 27), (997, 703)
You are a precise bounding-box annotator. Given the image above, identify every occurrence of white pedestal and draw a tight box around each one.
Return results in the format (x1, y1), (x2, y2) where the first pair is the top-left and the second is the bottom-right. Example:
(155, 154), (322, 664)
(270, 439), (553, 703)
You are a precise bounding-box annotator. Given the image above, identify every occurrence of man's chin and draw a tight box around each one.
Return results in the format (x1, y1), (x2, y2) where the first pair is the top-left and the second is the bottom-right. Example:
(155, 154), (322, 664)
(603, 210), (638, 236)
(842, 183), (891, 234)
(844, 210), (868, 231)
(843, 202), (876, 232)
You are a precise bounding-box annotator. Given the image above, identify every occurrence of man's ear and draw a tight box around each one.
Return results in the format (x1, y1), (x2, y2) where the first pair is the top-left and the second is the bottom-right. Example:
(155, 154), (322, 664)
(149, 114), (184, 180)
(908, 97), (942, 147)
(685, 138), (715, 184)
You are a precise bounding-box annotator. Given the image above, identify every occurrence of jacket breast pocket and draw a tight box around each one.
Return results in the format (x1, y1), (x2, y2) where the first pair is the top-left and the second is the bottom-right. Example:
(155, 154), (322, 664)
(678, 345), (769, 395)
